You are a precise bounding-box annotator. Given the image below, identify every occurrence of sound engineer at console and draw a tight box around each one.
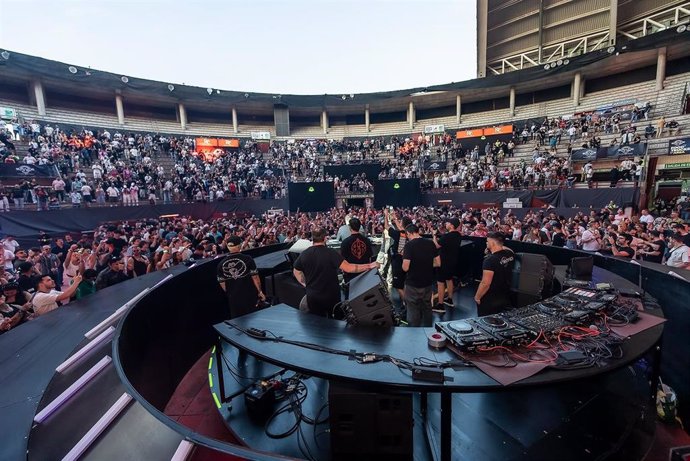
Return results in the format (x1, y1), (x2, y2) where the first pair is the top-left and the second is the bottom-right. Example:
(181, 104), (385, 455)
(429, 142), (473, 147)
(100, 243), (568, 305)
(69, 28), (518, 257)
(293, 227), (379, 318)
(474, 232), (515, 316)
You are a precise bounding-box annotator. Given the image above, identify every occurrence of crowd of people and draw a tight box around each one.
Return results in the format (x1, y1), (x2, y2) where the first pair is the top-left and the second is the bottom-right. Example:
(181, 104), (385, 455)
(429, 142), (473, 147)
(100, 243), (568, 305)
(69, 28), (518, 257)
(1, 103), (682, 210)
(2, 197), (689, 332)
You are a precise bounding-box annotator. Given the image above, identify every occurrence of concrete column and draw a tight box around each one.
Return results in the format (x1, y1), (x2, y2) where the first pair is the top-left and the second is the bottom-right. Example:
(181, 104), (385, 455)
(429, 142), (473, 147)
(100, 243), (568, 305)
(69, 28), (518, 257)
(321, 110), (328, 135)
(456, 94), (462, 124)
(573, 72), (582, 106)
(509, 86), (516, 117)
(477, 0), (488, 77)
(609, 0), (618, 46)
(32, 81), (46, 116)
(115, 94), (125, 125)
(365, 106), (370, 132)
(408, 101), (415, 130)
(232, 107), (238, 133)
(656, 47), (667, 91)
(178, 103), (187, 130)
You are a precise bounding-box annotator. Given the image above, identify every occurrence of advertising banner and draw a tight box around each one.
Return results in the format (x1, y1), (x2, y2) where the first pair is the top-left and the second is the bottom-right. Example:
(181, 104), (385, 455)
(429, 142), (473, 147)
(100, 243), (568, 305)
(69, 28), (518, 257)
(423, 124), (445, 134)
(423, 160), (448, 171)
(668, 137), (690, 155)
(251, 131), (271, 140)
(0, 164), (58, 178)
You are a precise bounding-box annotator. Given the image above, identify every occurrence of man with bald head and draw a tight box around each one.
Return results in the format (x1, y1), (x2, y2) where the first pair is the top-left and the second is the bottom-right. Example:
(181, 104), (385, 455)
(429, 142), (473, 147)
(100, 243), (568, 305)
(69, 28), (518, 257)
(293, 227), (378, 318)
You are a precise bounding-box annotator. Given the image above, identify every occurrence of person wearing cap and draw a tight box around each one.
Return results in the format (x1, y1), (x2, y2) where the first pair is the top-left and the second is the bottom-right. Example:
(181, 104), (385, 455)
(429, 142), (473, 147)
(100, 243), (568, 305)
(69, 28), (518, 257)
(217, 235), (265, 319)
(293, 227), (379, 318)
(402, 223), (440, 327)
(664, 233), (690, 270)
(474, 232), (515, 316)
(432, 217), (461, 313)
(95, 256), (129, 290)
(32, 273), (83, 316)
(340, 217), (373, 285)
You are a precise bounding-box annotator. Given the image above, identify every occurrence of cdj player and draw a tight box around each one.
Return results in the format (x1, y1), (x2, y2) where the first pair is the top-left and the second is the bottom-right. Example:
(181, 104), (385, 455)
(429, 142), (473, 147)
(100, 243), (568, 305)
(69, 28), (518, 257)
(435, 320), (497, 352)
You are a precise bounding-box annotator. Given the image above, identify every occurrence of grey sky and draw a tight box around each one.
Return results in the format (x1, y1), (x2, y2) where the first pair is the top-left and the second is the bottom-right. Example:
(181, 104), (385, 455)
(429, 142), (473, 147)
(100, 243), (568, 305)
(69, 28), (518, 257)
(0, 0), (477, 95)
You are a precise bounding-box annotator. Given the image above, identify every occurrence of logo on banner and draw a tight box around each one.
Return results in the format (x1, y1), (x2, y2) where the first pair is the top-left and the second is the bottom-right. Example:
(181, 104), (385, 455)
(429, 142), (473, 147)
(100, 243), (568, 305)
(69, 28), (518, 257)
(618, 146), (635, 157)
(15, 165), (35, 176)
(263, 169), (274, 176)
(670, 139), (688, 155)
(581, 149), (596, 159)
(428, 163), (440, 170)
(308, 186), (315, 192)
(672, 140), (686, 147)
(393, 183), (400, 189)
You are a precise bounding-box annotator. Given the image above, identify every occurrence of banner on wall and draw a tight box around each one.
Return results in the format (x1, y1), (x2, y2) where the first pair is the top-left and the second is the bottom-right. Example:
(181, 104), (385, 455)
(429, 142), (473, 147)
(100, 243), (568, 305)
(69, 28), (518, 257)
(484, 124), (513, 136)
(606, 143), (646, 158)
(423, 160), (447, 171)
(423, 124), (445, 134)
(0, 164), (58, 178)
(256, 166), (284, 176)
(195, 138), (218, 147)
(456, 129), (483, 139)
(668, 137), (690, 155)
(251, 131), (271, 140)
(0, 107), (17, 119)
(570, 147), (607, 161)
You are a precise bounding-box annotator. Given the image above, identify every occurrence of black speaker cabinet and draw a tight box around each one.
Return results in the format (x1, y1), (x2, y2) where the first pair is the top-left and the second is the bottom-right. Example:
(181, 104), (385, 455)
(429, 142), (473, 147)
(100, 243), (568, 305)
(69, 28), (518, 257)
(329, 382), (413, 461)
(267, 270), (305, 308)
(346, 270), (394, 327)
(513, 253), (554, 298)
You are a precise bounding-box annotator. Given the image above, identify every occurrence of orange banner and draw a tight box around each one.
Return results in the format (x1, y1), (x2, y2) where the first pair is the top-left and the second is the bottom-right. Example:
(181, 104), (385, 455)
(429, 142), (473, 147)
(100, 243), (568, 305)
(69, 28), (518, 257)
(456, 129), (483, 139)
(484, 124), (513, 135)
(195, 138), (218, 147)
(217, 138), (240, 148)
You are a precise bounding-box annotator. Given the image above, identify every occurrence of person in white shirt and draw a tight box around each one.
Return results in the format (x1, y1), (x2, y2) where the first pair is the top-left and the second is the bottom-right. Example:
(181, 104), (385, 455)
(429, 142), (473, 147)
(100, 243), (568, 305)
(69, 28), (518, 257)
(580, 223), (601, 251)
(639, 209), (655, 225)
(32, 274), (82, 316)
(1, 235), (19, 254)
(664, 233), (690, 270)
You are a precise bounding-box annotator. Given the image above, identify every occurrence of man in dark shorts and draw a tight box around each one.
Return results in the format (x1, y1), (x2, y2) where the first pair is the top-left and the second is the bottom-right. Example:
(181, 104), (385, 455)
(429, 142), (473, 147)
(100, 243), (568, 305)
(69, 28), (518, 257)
(340, 217), (373, 285)
(217, 236), (265, 319)
(432, 217), (461, 313)
(402, 224), (440, 327)
(293, 227), (378, 318)
(384, 208), (411, 302)
(474, 232), (515, 316)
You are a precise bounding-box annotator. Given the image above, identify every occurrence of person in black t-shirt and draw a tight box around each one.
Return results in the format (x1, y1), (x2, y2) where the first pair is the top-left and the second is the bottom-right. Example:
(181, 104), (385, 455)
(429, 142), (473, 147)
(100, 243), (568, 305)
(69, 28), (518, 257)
(402, 224), (440, 327)
(217, 236), (265, 319)
(293, 227), (378, 318)
(474, 232), (515, 316)
(551, 223), (566, 248)
(384, 209), (412, 301)
(608, 233), (634, 259)
(432, 217), (461, 312)
(340, 218), (373, 284)
(638, 230), (665, 264)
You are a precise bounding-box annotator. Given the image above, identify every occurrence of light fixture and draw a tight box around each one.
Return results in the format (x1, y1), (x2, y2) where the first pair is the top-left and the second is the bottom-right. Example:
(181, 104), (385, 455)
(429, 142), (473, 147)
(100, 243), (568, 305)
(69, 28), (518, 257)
(563, 59), (570, 65)
(207, 88), (213, 95)
(556, 59), (563, 66)
(244, 93), (249, 98)
(350, 94), (354, 98)
(168, 84), (175, 92)
(56, 326), (116, 373)
(607, 46), (616, 54)
(677, 25), (687, 33)
(216, 89), (220, 94)
(68, 66), (78, 74)
(121, 76), (129, 83)
(35, 356), (113, 423)
(543, 64), (550, 70)
(341, 95), (347, 100)
(1, 51), (10, 60)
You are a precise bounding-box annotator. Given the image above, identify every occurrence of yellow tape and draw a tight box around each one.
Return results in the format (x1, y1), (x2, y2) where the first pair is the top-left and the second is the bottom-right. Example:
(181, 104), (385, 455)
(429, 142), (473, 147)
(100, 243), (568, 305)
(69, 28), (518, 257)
(212, 392), (221, 409)
(211, 345), (216, 354)
(208, 373), (213, 388)
(208, 356), (213, 370)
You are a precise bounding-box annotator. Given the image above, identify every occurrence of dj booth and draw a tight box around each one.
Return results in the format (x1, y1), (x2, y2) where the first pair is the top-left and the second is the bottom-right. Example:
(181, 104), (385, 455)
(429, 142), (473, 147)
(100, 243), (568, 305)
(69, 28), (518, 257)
(212, 267), (665, 461)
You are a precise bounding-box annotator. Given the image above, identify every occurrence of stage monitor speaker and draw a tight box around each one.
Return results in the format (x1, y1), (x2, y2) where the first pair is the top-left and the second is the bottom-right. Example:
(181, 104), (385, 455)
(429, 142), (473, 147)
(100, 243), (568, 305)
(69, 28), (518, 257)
(346, 270), (395, 327)
(512, 253), (554, 299)
(329, 382), (412, 461)
(265, 270), (305, 308)
(570, 256), (593, 279)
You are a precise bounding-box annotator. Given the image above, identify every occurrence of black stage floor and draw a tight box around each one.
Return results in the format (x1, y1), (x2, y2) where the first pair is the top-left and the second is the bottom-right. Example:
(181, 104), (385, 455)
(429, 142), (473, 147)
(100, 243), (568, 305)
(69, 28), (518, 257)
(213, 282), (656, 461)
